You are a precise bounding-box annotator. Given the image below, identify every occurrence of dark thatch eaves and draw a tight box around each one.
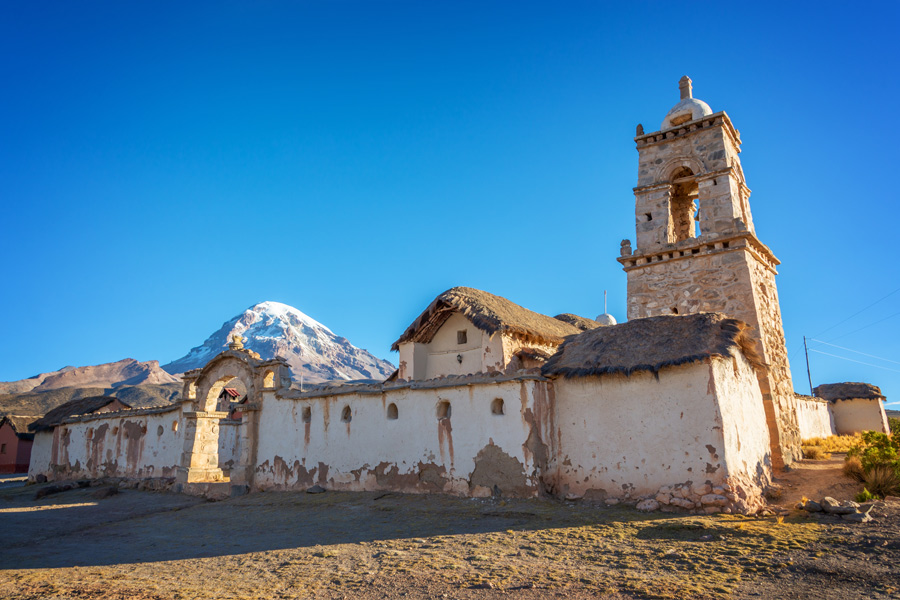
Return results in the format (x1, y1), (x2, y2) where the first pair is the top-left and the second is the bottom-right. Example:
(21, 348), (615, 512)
(391, 287), (584, 351)
(514, 347), (554, 361)
(553, 313), (602, 332)
(29, 396), (132, 433)
(0, 415), (39, 440)
(813, 382), (884, 401)
(541, 312), (762, 379)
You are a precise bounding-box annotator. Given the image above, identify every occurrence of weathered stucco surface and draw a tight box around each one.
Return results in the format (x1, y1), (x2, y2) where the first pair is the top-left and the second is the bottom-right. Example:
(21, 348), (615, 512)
(28, 350), (774, 513)
(252, 379), (550, 497)
(29, 406), (183, 480)
(795, 396), (836, 439)
(550, 356), (768, 508)
(830, 398), (890, 435)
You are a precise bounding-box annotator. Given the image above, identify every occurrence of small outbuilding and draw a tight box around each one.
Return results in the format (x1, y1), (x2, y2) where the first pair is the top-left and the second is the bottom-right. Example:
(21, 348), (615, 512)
(0, 415), (38, 473)
(813, 383), (889, 435)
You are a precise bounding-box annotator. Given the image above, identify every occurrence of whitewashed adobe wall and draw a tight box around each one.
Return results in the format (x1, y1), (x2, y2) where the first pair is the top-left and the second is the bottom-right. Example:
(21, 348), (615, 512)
(795, 396), (836, 439)
(28, 406), (183, 480)
(27, 351), (775, 513)
(831, 398), (890, 435)
(551, 354), (771, 513)
(253, 377), (550, 497)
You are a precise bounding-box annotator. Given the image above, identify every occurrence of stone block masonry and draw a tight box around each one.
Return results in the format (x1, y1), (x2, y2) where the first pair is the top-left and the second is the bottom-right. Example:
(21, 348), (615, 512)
(620, 80), (801, 467)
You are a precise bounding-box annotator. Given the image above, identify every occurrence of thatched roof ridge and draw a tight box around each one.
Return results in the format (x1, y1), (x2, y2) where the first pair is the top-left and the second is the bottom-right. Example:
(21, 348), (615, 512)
(553, 313), (602, 332)
(391, 287), (583, 351)
(541, 313), (761, 379)
(813, 382), (884, 401)
(29, 396), (132, 432)
(0, 415), (39, 439)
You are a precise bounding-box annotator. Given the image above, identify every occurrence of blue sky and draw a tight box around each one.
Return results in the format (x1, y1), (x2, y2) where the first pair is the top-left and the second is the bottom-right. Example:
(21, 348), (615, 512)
(2, 2), (899, 405)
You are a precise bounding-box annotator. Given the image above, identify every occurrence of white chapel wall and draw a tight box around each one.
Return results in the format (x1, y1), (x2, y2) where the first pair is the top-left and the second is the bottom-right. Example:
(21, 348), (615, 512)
(830, 398), (890, 435)
(795, 396), (836, 439)
(549, 356), (771, 508)
(252, 379), (548, 496)
(29, 406), (183, 481)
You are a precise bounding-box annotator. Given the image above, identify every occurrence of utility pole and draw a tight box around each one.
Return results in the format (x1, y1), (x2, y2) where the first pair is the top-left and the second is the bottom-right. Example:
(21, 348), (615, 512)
(803, 336), (813, 395)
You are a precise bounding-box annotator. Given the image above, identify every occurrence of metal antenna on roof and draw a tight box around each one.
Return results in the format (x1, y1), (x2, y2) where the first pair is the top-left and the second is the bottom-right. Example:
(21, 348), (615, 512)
(604, 290), (608, 314)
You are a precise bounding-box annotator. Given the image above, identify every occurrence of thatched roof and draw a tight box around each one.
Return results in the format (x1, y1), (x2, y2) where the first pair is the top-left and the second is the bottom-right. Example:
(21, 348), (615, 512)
(0, 415), (39, 439)
(813, 382), (884, 401)
(553, 313), (602, 332)
(391, 287), (583, 351)
(541, 313), (761, 379)
(29, 396), (132, 433)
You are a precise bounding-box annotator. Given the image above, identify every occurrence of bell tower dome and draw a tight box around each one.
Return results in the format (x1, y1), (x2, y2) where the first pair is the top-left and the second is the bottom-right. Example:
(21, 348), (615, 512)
(617, 77), (800, 467)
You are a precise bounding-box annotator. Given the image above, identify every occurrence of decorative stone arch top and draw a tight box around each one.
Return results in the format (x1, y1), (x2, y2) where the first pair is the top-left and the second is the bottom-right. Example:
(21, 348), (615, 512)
(654, 156), (707, 187)
(185, 349), (290, 412)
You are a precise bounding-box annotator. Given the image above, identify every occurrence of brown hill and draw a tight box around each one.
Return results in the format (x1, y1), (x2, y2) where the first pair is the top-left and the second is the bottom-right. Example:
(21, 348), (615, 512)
(25, 359), (178, 392)
(0, 366), (77, 395)
(0, 383), (181, 417)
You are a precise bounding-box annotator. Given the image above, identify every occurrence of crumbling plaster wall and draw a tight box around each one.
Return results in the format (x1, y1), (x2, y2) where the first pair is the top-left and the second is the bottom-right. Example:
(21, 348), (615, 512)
(252, 379), (551, 497)
(795, 396), (836, 439)
(550, 355), (771, 512)
(28, 407), (183, 481)
(830, 398), (890, 435)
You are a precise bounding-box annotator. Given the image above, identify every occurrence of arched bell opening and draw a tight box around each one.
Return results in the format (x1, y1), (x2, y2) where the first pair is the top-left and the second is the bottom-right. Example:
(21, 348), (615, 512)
(668, 166), (700, 242)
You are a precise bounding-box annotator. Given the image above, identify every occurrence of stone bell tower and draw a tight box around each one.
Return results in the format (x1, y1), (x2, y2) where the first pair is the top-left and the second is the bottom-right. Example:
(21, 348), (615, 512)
(617, 76), (800, 467)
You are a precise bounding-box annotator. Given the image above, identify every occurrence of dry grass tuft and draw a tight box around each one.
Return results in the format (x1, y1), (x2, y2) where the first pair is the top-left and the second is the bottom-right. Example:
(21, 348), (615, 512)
(802, 435), (862, 454)
(843, 456), (866, 482)
(863, 465), (900, 498)
(801, 446), (830, 460)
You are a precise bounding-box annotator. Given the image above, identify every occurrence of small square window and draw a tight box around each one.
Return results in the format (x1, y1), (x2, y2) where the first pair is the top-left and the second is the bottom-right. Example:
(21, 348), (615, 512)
(457, 330), (467, 345)
(0, 443), (6, 454)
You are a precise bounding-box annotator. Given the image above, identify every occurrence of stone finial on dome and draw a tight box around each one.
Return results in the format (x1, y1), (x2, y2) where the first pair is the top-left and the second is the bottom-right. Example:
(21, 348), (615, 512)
(661, 76), (713, 131)
(679, 76), (692, 100)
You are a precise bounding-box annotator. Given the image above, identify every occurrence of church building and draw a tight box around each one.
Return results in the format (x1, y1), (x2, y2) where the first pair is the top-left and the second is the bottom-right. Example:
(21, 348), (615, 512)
(27, 78), (888, 515)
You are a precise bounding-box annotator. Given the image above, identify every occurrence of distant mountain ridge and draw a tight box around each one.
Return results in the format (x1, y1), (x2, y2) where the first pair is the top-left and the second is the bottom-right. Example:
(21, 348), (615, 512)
(0, 301), (393, 418)
(163, 301), (395, 383)
(0, 359), (177, 396)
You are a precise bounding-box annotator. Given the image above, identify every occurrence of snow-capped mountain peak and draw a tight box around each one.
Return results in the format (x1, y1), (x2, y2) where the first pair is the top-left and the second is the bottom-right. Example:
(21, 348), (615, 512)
(162, 301), (394, 383)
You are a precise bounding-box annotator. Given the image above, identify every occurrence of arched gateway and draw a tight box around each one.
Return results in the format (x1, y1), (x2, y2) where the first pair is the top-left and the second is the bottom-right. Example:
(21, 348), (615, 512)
(176, 335), (289, 485)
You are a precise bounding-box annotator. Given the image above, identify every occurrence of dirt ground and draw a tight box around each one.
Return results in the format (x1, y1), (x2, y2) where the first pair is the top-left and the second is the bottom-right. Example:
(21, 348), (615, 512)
(1, 456), (898, 600)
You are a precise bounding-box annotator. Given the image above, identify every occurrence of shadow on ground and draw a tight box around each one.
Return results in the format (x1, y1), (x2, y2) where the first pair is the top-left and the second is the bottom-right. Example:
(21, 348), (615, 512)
(1, 483), (651, 570)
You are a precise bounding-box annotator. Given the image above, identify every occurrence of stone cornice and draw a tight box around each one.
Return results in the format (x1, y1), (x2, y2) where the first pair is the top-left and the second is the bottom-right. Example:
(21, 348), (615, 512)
(635, 111), (741, 150)
(633, 167), (740, 194)
(617, 232), (780, 274)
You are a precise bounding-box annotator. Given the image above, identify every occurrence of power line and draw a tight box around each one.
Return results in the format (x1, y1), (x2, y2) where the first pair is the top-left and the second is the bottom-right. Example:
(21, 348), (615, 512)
(827, 309), (900, 342)
(808, 338), (900, 366)
(808, 349), (900, 374)
(810, 286), (900, 339)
